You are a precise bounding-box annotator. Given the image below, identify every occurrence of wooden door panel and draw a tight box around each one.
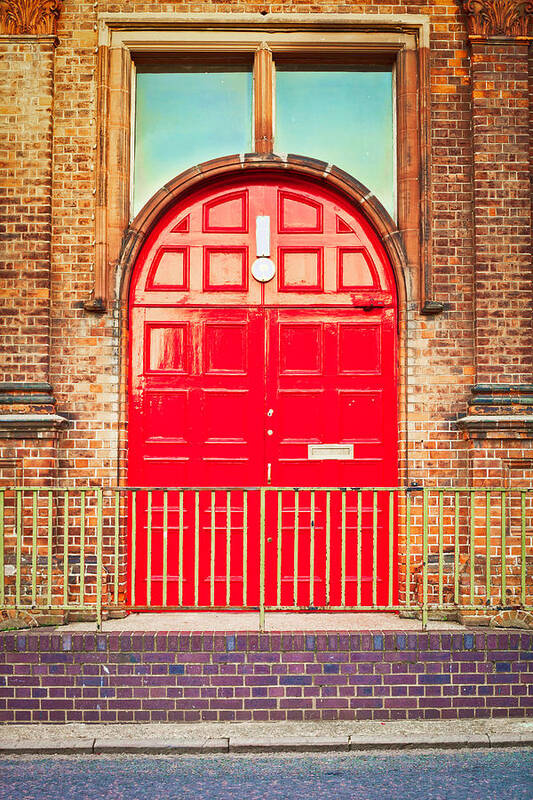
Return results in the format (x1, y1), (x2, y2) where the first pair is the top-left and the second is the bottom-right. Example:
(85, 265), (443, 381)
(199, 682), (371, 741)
(263, 183), (394, 306)
(130, 307), (265, 488)
(266, 308), (396, 487)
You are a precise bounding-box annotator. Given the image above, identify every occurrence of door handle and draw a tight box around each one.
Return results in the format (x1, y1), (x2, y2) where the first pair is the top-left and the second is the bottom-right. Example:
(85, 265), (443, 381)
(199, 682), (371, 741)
(267, 462), (271, 484)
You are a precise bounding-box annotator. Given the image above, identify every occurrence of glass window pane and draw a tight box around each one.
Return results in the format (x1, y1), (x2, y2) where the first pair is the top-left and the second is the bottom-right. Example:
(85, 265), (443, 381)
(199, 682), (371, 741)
(275, 68), (395, 218)
(133, 62), (253, 216)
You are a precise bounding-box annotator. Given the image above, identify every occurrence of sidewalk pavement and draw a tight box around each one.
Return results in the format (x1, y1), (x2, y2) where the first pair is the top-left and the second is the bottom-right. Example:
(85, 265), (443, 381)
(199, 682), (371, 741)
(1, 719), (532, 755)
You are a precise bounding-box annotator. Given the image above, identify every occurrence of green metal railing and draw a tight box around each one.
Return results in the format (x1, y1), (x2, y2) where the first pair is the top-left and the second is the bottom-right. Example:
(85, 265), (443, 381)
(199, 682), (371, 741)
(0, 486), (531, 630)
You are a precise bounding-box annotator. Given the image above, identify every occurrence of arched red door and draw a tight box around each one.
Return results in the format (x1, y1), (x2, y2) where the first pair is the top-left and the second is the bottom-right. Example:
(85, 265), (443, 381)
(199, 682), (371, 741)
(129, 174), (398, 609)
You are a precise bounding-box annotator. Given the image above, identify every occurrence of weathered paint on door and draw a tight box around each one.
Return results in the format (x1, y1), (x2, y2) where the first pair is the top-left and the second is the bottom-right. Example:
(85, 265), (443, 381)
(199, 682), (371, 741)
(129, 175), (398, 608)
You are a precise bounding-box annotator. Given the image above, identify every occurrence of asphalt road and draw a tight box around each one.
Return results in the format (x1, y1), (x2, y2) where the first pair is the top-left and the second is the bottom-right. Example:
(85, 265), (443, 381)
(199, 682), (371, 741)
(0, 749), (531, 800)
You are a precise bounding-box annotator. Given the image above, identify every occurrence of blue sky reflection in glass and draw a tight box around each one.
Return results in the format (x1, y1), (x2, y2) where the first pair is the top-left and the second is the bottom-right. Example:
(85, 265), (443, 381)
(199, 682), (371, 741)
(275, 68), (395, 217)
(134, 67), (253, 215)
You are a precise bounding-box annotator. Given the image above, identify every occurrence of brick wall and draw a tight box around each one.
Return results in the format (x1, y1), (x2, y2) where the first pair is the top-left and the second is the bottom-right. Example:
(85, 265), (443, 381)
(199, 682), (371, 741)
(0, 3), (531, 615)
(0, 38), (55, 384)
(0, 2), (528, 490)
(470, 42), (533, 385)
(0, 629), (531, 723)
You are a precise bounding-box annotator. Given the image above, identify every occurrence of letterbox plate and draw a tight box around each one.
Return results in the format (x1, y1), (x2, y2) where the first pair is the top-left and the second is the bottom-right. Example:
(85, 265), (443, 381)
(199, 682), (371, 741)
(307, 443), (354, 460)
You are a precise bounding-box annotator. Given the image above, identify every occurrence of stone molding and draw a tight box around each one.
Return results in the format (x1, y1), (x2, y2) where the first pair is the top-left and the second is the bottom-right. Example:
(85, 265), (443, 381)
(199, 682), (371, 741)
(0, 0), (63, 36)
(0, 382), (56, 415)
(469, 384), (533, 415)
(0, 414), (68, 439)
(461, 0), (533, 39)
(456, 414), (533, 439)
(457, 386), (533, 438)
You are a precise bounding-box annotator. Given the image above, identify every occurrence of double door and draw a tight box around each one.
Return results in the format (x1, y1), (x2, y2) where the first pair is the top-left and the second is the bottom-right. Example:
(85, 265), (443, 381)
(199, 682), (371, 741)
(128, 174), (398, 608)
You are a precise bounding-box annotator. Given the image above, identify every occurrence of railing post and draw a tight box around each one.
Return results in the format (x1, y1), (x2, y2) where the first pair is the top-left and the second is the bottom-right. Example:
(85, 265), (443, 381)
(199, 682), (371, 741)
(0, 490), (4, 608)
(96, 488), (103, 631)
(47, 491), (53, 608)
(422, 488), (429, 630)
(520, 490), (526, 607)
(31, 491), (37, 607)
(15, 490), (22, 608)
(500, 491), (507, 605)
(259, 487), (266, 632)
(114, 490), (120, 607)
(405, 490), (411, 610)
(63, 490), (69, 609)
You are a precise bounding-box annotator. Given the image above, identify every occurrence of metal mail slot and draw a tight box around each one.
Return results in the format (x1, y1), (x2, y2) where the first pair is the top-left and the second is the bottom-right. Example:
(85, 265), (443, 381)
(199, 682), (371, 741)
(307, 443), (354, 460)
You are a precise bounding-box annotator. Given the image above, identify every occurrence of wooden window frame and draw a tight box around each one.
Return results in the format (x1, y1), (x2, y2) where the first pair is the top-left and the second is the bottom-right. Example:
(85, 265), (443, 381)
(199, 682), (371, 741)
(88, 13), (437, 315)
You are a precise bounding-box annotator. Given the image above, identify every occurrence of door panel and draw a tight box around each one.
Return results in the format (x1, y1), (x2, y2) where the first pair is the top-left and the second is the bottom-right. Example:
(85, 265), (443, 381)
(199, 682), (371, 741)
(266, 308), (396, 487)
(129, 174), (398, 609)
(130, 307), (265, 487)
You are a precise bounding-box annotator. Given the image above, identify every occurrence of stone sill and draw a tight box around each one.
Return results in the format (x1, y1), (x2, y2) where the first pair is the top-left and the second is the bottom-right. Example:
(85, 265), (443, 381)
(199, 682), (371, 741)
(457, 415), (533, 439)
(0, 414), (68, 438)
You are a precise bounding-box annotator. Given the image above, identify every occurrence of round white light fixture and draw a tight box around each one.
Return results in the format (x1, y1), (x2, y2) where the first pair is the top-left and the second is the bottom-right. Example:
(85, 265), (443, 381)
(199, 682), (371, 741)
(251, 257), (276, 283)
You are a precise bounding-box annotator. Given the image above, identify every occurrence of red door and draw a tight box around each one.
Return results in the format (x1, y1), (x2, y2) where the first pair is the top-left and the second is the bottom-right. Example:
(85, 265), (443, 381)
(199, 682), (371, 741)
(129, 175), (398, 609)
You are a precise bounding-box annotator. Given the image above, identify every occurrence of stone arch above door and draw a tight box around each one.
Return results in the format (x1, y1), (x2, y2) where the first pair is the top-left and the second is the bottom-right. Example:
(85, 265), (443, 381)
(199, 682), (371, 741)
(118, 154), (409, 313)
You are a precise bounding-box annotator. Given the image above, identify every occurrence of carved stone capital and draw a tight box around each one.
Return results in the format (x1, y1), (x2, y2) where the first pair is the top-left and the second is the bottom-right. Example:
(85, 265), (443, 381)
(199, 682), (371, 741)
(461, 0), (533, 38)
(0, 0), (63, 36)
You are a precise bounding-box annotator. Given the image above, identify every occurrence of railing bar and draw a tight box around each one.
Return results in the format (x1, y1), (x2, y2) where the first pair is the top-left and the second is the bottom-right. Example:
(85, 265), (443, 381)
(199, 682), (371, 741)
(357, 490), (362, 608)
(178, 491), (184, 607)
(277, 491), (282, 608)
(501, 491), (506, 605)
(0, 490), (4, 607)
(226, 491), (231, 607)
(438, 490), (443, 607)
(454, 491), (459, 605)
(63, 490), (69, 607)
(5, 602), (496, 613)
(325, 491), (331, 607)
(242, 491), (248, 608)
(31, 491), (37, 607)
(111, 605), (404, 612)
(79, 489), (85, 608)
(47, 490), (52, 608)
(146, 490), (152, 608)
(485, 491), (491, 602)
(114, 490), (120, 606)
(341, 490), (346, 607)
(520, 490), (526, 606)
(210, 491), (215, 608)
(9, 485), (533, 493)
(372, 490), (378, 608)
(130, 490), (136, 608)
(16, 490), (22, 607)
(470, 490), (475, 605)
(405, 492), (411, 609)
(259, 488), (266, 631)
(293, 491), (299, 609)
(96, 488), (103, 630)
(388, 490), (394, 608)
(194, 491), (199, 607)
(162, 490), (168, 608)
(309, 490), (315, 608)
(422, 488), (428, 630)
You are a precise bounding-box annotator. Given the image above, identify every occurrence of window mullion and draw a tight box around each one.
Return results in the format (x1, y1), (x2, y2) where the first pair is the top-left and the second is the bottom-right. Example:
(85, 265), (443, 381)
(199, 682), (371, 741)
(253, 42), (274, 153)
